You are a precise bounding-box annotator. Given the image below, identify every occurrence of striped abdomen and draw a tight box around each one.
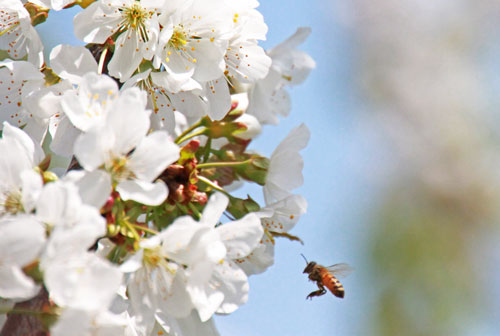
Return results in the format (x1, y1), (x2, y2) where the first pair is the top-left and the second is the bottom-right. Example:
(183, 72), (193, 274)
(319, 268), (345, 298)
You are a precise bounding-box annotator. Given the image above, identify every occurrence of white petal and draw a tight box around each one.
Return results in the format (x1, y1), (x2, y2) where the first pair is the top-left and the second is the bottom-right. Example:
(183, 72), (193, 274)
(73, 1), (120, 44)
(3, 121), (44, 165)
(50, 45), (98, 83)
(155, 268), (193, 319)
(237, 240), (275, 276)
(73, 125), (113, 171)
(44, 252), (122, 311)
(272, 123), (310, 155)
(117, 179), (167, 206)
(263, 181), (292, 205)
(0, 265), (40, 301)
(234, 113), (261, 140)
(162, 221), (225, 266)
(106, 88), (149, 154)
(128, 131), (179, 182)
(187, 271), (223, 321)
(191, 39), (227, 82)
(268, 27), (311, 57)
(108, 31), (144, 81)
(155, 309), (219, 336)
(204, 78), (231, 121)
(217, 213), (263, 259)
(200, 192), (229, 228)
(49, 115), (81, 157)
(20, 169), (43, 213)
(63, 170), (112, 208)
(36, 181), (82, 226)
(0, 215), (45, 266)
(214, 261), (249, 315)
(59, 310), (125, 336)
(268, 151), (304, 191)
(119, 249), (144, 273)
(262, 194), (307, 233)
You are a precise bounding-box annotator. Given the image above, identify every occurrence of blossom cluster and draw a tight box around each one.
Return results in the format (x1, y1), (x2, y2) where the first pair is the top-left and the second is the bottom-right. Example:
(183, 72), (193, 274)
(0, 0), (314, 334)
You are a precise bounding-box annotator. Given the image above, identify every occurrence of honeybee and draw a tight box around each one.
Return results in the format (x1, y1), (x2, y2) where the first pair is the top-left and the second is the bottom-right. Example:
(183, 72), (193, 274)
(301, 254), (352, 299)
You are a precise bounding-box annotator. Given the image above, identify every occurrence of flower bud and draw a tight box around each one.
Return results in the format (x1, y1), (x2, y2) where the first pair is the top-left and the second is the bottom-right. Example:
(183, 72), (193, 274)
(227, 195), (260, 219)
(235, 156), (269, 185)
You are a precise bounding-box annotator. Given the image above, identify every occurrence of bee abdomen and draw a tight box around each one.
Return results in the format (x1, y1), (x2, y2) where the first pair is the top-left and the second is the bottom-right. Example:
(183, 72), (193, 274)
(321, 272), (345, 298)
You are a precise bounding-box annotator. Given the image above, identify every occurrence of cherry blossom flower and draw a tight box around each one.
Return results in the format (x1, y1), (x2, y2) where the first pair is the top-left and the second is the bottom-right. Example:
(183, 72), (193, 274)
(237, 194), (307, 275)
(37, 180), (123, 311)
(34, 0), (73, 11)
(263, 123), (310, 204)
(0, 215), (46, 301)
(222, 0), (271, 84)
(123, 192), (263, 325)
(50, 308), (129, 336)
(25, 44), (99, 152)
(0, 0), (44, 67)
(247, 27), (315, 124)
(155, 0), (230, 83)
(0, 122), (44, 216)
(163, 192), (263, 320)
(73, 88), (180, 205)
(0, 60), (44, 130)
(74, 0), (161, 81)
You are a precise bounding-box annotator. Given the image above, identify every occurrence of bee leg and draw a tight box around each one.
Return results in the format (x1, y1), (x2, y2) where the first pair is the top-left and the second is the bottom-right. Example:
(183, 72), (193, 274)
(306, 283), (326, 300)
(306, 289), (326, 300)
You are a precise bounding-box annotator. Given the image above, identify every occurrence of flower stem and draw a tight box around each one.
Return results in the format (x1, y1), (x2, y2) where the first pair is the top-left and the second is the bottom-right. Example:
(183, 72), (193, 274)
(175, 202), (190, 215)
(175, 120), (204, 144)
(122, 219), (141, 241)
(108, 244), (126, 263)
(132, 223), (158, 235)
(197, 159), (251, 169)
(188, 203), (202, 220)
(202, 137), (212, 163)
(197, 175), (230, 196)
(175, 128), (206, 145)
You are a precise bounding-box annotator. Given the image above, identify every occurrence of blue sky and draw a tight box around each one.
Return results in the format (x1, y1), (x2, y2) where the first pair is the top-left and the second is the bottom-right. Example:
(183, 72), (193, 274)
(214, 1), (382, 335)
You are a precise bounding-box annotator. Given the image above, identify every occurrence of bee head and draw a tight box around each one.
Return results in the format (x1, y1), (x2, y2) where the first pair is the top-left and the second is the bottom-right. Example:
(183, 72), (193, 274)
(303, 261), (316, 274)
(301, 254), (315, 273)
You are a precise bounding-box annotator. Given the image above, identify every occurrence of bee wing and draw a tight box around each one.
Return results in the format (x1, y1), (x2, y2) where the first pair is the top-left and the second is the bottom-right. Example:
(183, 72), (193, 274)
(325, 263), (353, 278)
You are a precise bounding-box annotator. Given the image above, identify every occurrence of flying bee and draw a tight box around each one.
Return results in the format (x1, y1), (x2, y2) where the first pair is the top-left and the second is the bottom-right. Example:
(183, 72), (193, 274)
(301, 254), (352, 300)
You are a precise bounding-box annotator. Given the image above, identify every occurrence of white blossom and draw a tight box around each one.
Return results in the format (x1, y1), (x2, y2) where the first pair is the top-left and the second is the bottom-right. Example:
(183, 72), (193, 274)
(0, 60), (44, 130)
(263, 123), (310, 204)
(247, 27), (315, 124)
(74, 0), (161, 81)
(73, 87), (180, 205)
(0, 0), (44, 67)
(222, 0), (271, 84)
(237, 194), (307, 275)
(37, 180), (122, 311)
(164, 193), (263, 321)
(51, 308), (129, 336)
(35, 0), (73, 11)
(0, 215), (46, 301)
(155, 0), (230, 83)
(0, 122), (44, 216)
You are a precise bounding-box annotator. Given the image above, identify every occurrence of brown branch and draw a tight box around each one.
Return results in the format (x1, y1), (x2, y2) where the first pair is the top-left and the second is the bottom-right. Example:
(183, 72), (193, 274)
(1, 288), (50, 336)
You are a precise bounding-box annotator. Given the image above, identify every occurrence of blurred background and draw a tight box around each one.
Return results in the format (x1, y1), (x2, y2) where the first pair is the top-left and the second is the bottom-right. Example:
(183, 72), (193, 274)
(36, 0), (500, 335)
